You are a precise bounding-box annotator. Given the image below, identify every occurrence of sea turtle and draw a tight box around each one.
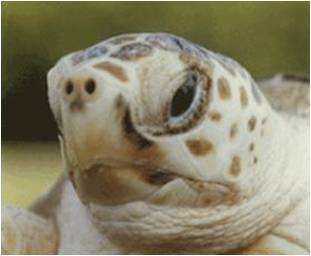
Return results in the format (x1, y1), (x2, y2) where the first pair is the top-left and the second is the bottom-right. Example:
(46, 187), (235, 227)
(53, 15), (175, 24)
(2, 33), (309, 254)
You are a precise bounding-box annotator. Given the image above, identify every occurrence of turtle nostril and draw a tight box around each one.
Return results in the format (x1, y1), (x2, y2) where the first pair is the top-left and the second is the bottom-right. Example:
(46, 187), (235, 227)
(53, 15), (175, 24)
(85, 79), (96, 94)
(65, 80), (74, 95)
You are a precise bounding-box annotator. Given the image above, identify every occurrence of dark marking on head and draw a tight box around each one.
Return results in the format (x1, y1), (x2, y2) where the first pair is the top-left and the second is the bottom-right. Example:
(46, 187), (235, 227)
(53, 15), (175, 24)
(70, 95), (84, 112)
(114, 94), (128, 123)
(123, 108), (154, 149)
(248, 116), (257, 132)
(111, 43), (153, 61)
(217, 77), (231, 100)
(197, 182), (205, 190)
(230, 123), (238, 139)
(146, 170), (175, 186)
(186, 138), (213, 156)
(171, 37), (184, 49)
(94, 61), (128, 82)
(204, 198), (212, 205)
(249, 143), (255, 152)
(253, 156), (258, 164)
(229, 155), (241, 177)
(240, 86), (248, 108)
(261, 118), (267, 125)
(114, 94), (126, 110)
(208, 111), (222, 122)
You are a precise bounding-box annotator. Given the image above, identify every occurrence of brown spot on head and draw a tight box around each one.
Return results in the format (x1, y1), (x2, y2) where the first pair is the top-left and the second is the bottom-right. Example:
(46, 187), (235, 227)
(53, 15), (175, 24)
(248, 116), (257, 132)
(253, 156), (258, 164)
(179, 53), (214, 77)
(94, 61), (128, 82)
(179, 53), (192, 64)
(240, 86), (248, 108)
(198, 182), (205, 190)
(204, 198), (212, 205)
(230, 123), (238, 139)
(249, 143), (255, 152)
(208, 111), (222, 122)
(114, 94), (128, 122)
(229, 155), (241, 177)
(114, 94), (126, 110)
(111, 43), (153, 61)
(186, 138), (213, 156)
(217, 77), (231, 100)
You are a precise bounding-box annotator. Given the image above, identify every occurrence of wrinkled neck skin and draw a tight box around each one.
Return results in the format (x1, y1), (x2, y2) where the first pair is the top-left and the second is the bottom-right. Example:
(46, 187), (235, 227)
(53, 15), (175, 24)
(86, 106), (308, 254)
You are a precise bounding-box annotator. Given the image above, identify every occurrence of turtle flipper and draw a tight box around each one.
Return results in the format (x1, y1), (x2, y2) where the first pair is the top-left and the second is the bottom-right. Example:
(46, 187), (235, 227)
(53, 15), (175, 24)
(2, 206), (58, 254)
(256, 73), (309, 117)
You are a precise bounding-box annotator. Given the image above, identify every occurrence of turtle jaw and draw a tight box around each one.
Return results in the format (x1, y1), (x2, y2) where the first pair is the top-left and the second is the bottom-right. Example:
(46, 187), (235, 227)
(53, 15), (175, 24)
(63, 151), (239, 207)
(66, 160), (179, 206)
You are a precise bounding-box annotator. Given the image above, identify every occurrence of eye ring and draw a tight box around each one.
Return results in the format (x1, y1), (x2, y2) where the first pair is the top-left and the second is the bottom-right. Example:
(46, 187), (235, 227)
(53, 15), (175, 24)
(164, 68), (210, 134)
(134, 66), (211, 137)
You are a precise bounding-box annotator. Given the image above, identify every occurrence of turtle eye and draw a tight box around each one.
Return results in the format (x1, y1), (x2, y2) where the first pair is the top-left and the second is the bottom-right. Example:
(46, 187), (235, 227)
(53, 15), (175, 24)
(170, 72), (199, 118)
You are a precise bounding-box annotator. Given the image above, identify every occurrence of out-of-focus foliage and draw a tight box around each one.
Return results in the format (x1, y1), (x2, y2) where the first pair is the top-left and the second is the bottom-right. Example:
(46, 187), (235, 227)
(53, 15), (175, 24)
(2, 2), (309, 140)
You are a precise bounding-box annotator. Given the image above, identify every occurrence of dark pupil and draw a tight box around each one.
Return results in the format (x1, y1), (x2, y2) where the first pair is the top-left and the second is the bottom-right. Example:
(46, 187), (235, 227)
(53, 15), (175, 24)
(170, 73), (198, 117)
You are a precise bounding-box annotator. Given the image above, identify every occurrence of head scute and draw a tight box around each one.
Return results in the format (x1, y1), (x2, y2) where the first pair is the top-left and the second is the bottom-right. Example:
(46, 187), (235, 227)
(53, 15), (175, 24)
(71, 43), (109, 66)
(110, 42), (153, 61)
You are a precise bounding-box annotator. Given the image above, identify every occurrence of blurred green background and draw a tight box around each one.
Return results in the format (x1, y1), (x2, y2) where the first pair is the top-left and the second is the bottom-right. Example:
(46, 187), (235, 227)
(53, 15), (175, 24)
(2, 2), (309, 207)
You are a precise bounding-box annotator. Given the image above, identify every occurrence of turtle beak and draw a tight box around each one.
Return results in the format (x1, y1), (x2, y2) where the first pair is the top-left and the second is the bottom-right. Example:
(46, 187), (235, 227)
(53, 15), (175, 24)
(66, 161), (176, 206)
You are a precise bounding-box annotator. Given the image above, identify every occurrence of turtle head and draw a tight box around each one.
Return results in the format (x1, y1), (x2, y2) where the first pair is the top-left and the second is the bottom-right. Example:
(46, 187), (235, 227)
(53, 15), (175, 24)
(48, 33), (269, 207)
(47, 33), (277, 252)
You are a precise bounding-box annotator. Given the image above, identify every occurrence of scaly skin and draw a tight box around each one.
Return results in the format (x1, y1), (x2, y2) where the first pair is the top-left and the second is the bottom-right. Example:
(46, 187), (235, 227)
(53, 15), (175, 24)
(2, 33), (309, 254)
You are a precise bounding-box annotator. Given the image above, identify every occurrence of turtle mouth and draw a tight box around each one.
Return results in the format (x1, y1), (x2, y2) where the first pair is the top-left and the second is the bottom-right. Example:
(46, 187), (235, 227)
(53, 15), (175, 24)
(67, 160), (238, 207)
(68, 160), (179, 206)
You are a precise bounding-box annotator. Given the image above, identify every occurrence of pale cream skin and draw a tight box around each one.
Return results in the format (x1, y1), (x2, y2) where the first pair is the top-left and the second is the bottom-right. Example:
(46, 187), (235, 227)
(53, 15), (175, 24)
(2, 33), (309, 254)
